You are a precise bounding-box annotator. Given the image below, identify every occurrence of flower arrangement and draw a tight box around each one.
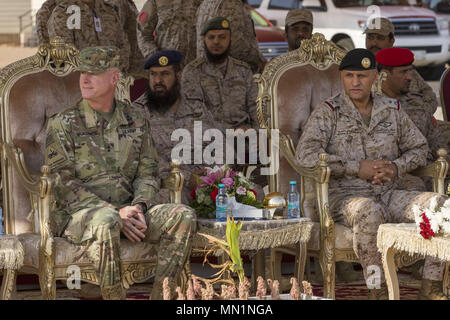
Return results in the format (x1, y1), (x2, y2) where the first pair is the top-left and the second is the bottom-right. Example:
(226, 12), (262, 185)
(190, 165), (262, 219)
(413, 196), (450, 239)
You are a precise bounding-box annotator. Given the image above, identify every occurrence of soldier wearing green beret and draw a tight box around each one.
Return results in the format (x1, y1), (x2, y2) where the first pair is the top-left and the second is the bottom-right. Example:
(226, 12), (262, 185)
(45, 46), (197, 300)
(295, 48), (448, 300)
(182, 17), (259, 132)
(196, 0), (266, 73)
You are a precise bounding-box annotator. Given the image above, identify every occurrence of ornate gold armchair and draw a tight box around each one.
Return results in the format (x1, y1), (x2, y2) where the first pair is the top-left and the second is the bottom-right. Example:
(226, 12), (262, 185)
(0, 38), (184, 299)
(255, 33), (449, 299)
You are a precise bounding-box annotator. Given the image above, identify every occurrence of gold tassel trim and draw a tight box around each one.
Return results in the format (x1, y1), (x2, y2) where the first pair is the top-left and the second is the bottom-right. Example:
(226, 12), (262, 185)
(377, 223), (450, 261)
(0, 235), (24, 270)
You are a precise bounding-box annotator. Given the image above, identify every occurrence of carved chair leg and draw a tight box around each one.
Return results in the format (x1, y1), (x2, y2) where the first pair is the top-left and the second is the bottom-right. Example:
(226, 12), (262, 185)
(39, 249), (56, 300)
(295, 243), (307, 286)
(1, 269), (17, 300)
(443, 262), (449, 296)
(319, 251), (335, 300)
(305, 256), (311, 282)
(382, 246), (400, 300)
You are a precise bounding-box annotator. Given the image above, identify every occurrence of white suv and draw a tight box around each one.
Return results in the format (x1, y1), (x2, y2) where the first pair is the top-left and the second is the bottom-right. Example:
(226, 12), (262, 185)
(248, 0), (450, 69)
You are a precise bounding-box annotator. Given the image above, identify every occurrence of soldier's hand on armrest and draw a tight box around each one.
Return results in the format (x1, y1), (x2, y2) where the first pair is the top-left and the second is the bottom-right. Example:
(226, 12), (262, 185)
(118, 205), (148, 242)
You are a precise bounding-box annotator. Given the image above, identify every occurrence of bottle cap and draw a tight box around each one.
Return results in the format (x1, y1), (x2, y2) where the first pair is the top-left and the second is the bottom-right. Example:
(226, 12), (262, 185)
(289, 181), (297, 185)
(218, 184), (225, 188)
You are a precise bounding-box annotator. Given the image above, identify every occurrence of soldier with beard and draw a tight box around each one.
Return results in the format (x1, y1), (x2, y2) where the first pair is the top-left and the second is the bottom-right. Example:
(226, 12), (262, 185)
(182, 17), (258, 131)
(284, 8), (313, 52)
(133, 50), (218, 203)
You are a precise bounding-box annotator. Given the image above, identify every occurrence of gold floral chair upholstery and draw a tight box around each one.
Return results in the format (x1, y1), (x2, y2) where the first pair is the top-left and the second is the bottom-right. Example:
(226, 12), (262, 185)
(255, 33), (449, 299)
(0, 38), (184, 299)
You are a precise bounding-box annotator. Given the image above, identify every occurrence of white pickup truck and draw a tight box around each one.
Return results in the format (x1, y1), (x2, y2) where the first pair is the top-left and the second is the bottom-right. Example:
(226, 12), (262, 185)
(248, 0), (450, 73)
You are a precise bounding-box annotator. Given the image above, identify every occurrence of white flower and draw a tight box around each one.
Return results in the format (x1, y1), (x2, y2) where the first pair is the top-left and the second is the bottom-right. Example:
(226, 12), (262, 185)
(441, 221), (450, 235)
(429, 196), (439, 212)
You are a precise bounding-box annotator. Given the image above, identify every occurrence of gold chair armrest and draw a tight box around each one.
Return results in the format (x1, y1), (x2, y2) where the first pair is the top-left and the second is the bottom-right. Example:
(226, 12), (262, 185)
(161, 160), (184, 204)
(411, 148), (448, 194)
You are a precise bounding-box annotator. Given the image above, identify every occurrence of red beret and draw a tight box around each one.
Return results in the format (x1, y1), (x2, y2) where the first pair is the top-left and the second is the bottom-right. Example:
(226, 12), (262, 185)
(376, 47), (414, 67)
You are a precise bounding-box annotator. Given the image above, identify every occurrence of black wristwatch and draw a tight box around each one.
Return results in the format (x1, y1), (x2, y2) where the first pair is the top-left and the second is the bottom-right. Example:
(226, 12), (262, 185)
(136, 202), (147, 213)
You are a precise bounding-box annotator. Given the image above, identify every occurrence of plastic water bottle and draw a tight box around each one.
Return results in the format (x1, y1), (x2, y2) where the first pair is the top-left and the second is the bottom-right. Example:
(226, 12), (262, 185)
(216, 184), (228, 222)
(287, 181), (300, 218)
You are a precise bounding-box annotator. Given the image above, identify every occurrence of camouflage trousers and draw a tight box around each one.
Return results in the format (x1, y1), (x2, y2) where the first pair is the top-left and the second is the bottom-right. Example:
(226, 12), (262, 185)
(62, 203), (197, 291)
(331, 190), (446, 286)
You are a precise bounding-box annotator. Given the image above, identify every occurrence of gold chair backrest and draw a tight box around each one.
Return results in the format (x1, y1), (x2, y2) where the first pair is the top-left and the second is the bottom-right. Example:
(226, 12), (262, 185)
(0, 37), (133, 235)
(255, 33), (345, 220)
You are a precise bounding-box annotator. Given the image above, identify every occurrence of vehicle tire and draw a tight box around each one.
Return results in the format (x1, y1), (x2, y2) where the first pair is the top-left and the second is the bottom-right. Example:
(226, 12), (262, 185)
(334, 37), (354, 52)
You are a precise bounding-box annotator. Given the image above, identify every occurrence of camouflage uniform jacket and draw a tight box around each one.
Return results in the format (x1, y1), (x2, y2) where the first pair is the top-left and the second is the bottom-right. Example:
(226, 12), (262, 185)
(398, 92), (444, 162)
(46, 98), (160, 236)
(196, 0), (266, 73)
(181, 57), (259, 129)
(36, 0), (57, 44)
(136, 0), (203, 64)
(132, 93), (217, 180)
(295, 91), (429, 198)
(47, 0), (130, 72)
(409, 68), (438, 115)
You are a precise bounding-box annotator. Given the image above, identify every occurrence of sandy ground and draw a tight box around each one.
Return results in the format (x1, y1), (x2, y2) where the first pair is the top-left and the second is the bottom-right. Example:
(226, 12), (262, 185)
(0, 45), (444, 120)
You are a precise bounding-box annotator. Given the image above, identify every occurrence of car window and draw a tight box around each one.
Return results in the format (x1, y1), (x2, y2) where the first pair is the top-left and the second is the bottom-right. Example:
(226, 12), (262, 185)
(269, 0), (298, 9)
(248, 0), (264, 7)
(429, 0), (450, 13)
(249, 9), (271, 27)
(333, 0), (409, 7)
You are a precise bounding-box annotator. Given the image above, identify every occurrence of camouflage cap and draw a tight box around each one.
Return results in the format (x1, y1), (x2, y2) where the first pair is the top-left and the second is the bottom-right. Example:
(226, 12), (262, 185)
(78, 46), (121, 73)
(201, 17), (231, 36)
(285, 8), (313, 27)
(363, 17), (395, 36)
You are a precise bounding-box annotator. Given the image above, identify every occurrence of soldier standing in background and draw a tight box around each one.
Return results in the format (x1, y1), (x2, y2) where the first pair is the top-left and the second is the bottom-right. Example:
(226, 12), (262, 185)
(45, 46), (196, 300)
(284, 8), (313, 52)
(136, 0), (203, 65)
(182, 17), (259, 130)
(196, 0), (266, 73)
(46, 0), (130, 72)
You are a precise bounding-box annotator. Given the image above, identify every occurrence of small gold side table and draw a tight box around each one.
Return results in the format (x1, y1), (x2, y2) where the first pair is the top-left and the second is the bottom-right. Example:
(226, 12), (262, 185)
(0, 235), (24, 300)
(377, 223), (450, 300)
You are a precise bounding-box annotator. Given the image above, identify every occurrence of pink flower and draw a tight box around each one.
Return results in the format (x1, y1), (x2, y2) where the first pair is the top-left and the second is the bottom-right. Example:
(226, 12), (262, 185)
(200, 170), (220, 186)
(236, 186), (247, 195)
(221, 177), (234, 188)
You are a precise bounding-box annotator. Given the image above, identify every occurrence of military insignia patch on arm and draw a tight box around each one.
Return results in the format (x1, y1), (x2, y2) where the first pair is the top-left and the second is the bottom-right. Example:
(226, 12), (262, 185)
(46, 143), (68, 168)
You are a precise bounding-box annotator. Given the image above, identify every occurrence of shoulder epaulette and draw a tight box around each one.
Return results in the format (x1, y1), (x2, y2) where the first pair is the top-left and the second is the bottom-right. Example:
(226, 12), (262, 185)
(190, 58), (205, 68)
(323, 93), (341, 111)
(229, 56), (251, 69)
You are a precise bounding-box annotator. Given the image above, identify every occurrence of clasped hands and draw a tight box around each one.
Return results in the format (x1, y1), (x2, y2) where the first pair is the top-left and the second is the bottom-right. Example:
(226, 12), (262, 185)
(358, 159), (398, 185)
(118, 205), (147, 242)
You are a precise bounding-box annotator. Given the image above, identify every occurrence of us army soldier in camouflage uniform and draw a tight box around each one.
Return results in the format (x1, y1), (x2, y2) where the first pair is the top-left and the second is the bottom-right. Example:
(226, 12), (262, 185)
(136, 0), (203, 65)
(37, 0), (143, 73)
(45, 46), (196, 300)
(296, 49), (447, 300)
(133, 50), (219, 203)
(182, 17), (259, 130)
(47, 0), (130, 72)
(196, 0), (266, 73)
(364, 17), (438, 115)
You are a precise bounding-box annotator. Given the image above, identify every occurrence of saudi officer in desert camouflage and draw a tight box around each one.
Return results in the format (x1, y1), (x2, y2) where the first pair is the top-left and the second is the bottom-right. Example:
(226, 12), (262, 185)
(182, 17), (259, 131)
(46, 0), (130, 72)
(295, 48), (448, 300)
(195, 0), (266, 73)
(45, 46), (196, 300)
(136, 0), (203, 65)
(133, 50), (220, 203)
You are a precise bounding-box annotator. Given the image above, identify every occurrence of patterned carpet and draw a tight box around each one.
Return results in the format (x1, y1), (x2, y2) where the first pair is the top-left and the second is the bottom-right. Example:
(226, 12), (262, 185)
(8, 273), (421, 300)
